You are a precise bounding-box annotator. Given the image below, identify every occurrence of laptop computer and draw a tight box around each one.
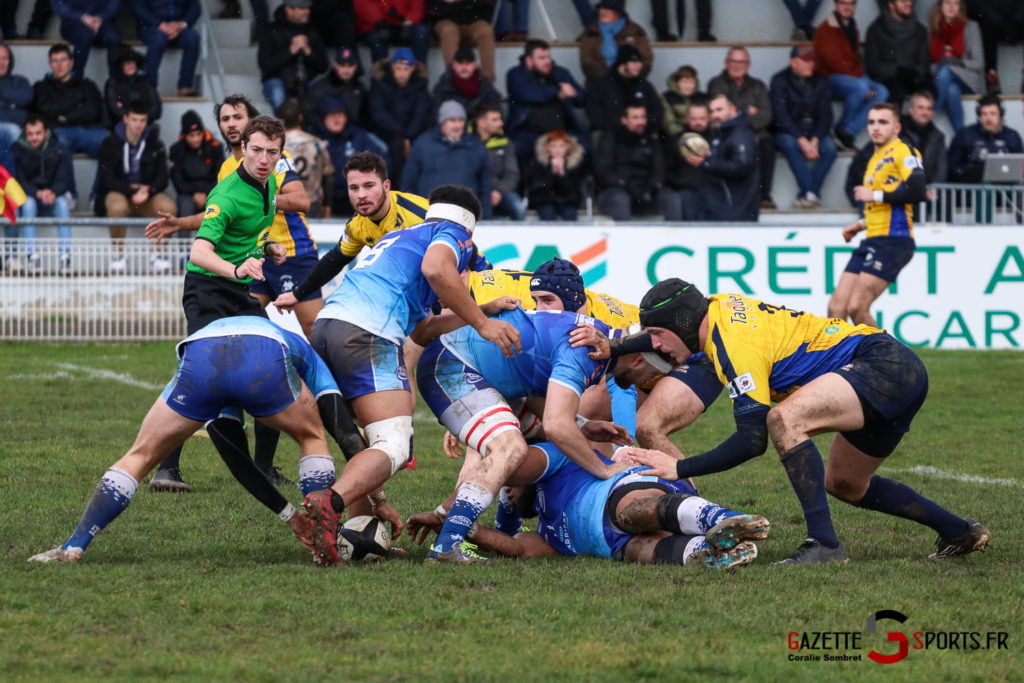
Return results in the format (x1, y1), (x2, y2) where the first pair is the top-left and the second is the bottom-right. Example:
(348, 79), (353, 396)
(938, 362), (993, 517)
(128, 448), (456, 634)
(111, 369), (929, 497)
(982, 153), (1024, 184)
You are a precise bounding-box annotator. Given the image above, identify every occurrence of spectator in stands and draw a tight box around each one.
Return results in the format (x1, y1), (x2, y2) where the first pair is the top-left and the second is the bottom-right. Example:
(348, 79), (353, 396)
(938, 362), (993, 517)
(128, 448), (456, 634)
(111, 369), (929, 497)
(52, 0), (121, 77)
(306, 47), (370, 131)
(667, 101), (712, 220)
(369, 47), (433, 186)
(402, 99), (493, 216)
(782, 0), (824, 40)
(104, 45), (162, 124)
(355, 0), (430, 65)
(258, 0), (329, 113)
(865, 0), (930, 110)
(586, 44), (663, 134)
(11, 114), (75, 274)
(594, 103), (680, 221)
(317, 95), (390, 216)
(0, 44), (32, 168)
(278, 99), (333, 218)
(1, 0), (51, 39)
(474, 103), (524, 220)
(929, 0), (984, 133)
(527, 129), (587, 221)
(947, 93), (1023, 183)
(771, 44), (837, 209)
(131, 0), (200, 96)
(578, 0), (653, 86)
(707, 46), (775, 210)
(964, 0), (1024, 93)
(652, 0), (714, 42)
(493, 0), (528, 42)
(311, 0), (357, 49)
(96, 102), (175, 272)
(32, 43), (107, 158)
(507, 39), (588, 171)
(902, 90), (947, 182)
(428, 0), (496, 82)
(432, 47), (501, 117)
(687, 92), (760, 221)
(814, 0), (888, 150)
(660, 65), (705, 140)
(168, 110), (222, 220)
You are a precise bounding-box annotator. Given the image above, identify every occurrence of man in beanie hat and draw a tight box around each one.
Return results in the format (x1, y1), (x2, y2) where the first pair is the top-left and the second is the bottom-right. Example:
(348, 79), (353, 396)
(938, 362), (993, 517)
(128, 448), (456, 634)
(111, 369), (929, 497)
(614, 279), (991, 566)
(586, 42), (663, 133)
(369, 47), (433, 185)
(316, 94), (390, 217)
(103, 44), (161, 124)
(307, 47), (370, 130)
(402, 99), (492, 217)
(578, 0), (653, 86)
(169, 109), (224, 219)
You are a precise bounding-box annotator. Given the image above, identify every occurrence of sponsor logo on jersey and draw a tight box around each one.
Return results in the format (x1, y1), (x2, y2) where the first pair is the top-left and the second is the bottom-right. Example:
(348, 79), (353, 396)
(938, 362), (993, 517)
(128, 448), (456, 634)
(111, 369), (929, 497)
(204, 204), (221, 218)
(726, 371), (756, 398)
(396, 365), (408, 381)
(464, 372), (483, 384)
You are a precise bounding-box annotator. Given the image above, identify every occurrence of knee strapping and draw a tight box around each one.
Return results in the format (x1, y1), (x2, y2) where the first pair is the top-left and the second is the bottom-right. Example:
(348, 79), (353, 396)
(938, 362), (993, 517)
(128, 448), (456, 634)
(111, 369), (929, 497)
(656, 493), (695, 535)
(512, 401), (543, 441)
(458, 405), (520, 456)
(364, 416), (414, 476)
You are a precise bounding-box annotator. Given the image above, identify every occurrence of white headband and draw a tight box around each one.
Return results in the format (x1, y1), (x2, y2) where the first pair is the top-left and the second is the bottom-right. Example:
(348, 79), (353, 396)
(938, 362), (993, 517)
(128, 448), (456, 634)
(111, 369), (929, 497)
(426, 202), (477, 233)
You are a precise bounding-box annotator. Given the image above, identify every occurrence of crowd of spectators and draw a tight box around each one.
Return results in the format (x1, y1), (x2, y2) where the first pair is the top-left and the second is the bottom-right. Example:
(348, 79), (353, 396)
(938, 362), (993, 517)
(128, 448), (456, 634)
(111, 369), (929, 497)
(2, 0), (1024, 272)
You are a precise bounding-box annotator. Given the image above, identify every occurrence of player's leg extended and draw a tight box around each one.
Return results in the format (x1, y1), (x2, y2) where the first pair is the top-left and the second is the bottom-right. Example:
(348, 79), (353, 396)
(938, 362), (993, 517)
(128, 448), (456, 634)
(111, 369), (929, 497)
(623, 531), (758, 569)
(846, 271), (890, 327)
(827, 271), (860, 322)
(29, 400), (201, 562)
(256, 382), (335, 497)
(766, 372), (865, 564)
(635, 375), (706, 460)
(292, 297), (325, 340)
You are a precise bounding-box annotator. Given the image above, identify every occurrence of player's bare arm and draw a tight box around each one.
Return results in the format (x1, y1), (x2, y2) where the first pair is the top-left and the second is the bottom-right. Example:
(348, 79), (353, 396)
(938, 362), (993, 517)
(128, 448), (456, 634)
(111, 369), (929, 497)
(275, 178), (310, 213)
(544, 384), (630, 480)
(145, 211), (203, 243)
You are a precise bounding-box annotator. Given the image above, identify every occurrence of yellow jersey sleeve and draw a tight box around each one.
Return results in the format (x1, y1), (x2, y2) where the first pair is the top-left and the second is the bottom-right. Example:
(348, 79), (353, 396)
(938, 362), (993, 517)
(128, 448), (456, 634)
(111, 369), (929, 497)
(585, 290), (639, 327)
(339, 191), (428, 258)
(468, 269), (535, 307)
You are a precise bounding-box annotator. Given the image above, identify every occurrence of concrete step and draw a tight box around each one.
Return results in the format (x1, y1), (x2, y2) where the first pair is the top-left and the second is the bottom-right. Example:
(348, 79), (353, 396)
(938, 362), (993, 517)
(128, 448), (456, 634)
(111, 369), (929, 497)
(218, 46), (260, 74)
(209, 18), (253, 48)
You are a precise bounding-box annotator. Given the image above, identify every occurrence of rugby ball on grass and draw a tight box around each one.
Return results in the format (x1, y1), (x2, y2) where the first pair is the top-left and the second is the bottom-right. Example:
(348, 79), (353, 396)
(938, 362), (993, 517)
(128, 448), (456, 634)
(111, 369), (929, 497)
(338, 515), (391, 562)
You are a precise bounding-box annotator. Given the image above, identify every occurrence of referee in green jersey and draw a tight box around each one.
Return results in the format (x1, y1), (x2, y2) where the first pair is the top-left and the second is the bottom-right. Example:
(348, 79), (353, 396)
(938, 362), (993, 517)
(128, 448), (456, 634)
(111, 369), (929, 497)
(183, 115), (288, 334)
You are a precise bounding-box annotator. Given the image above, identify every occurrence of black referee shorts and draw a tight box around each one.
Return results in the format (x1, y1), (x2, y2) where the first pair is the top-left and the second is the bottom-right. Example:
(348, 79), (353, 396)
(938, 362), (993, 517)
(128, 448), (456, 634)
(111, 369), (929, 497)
(182, 270), (267, 334)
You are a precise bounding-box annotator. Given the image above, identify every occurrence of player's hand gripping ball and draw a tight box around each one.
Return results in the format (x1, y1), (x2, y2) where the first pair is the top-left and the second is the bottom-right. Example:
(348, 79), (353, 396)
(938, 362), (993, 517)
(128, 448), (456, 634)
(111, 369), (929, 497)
(337, 515), (392, 562)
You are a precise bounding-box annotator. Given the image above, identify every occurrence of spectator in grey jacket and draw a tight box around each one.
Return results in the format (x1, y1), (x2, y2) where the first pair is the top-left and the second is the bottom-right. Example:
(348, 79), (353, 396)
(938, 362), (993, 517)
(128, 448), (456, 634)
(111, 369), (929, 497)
(865, 0), (930, 110)
(707, 46), (775, 209)
(474, 103), (524, 220)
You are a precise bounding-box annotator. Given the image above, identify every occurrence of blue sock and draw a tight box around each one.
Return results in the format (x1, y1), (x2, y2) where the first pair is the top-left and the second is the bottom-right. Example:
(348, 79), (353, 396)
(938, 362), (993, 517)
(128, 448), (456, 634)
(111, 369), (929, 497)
(434, 482), (493, 551)
(298, 454), (335, 496)
(857, 475), (969, 539)
(495, 487), (522, 536)
(63, 467), (139, 551)
(781, 440), (840, 548)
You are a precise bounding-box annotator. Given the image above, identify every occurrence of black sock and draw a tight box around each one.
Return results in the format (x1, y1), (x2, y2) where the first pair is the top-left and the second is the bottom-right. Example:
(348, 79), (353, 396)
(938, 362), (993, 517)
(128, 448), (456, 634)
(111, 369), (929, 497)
(330, 490), (346, 514)
(156, 444), (183, 472)
(253, 421), (281, 471)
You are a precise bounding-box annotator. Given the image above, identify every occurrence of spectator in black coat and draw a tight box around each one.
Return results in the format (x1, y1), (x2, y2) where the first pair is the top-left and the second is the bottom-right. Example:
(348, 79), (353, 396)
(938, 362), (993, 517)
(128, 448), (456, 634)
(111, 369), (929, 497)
(168, 110), (223, 218)
(687, 93), (760, 222)
(131, 0), (201, 95)
(666, 101), (712, 220)
(258, 0), (329, 114)
(586, 44), (663, 134)
(31, 43), (107, 158)
(431, 47), (501, 118)
(527, 129), (587, 221)
(0, 44), (32, 169)
(594, 103), (681, 221)
(865, 0), (931, 110)
(901, 90), (947, 183)
(306, 47), (370, 131)
(104, 45), (162, 125)
(947, 93), (1023, 183)
(770, 45), (837, 209)
(369, 48), (433, 189)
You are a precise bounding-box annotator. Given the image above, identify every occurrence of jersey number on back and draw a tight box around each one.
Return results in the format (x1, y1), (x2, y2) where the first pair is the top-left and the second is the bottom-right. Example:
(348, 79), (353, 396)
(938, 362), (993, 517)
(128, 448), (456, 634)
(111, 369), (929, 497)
(352, 234), (401, 270)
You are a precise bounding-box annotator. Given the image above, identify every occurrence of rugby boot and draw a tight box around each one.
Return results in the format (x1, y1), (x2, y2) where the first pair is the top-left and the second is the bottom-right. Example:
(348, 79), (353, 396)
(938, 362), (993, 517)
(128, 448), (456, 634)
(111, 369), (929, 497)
(929, 519), (991, 559)
(705, 514), (771, 551)
(425, 540), (492, 565)
(28, 546), (83, 563)
(775, 538), (849, 565)
(260, 465), (299, 490)
(688, 540), (758, 569)
(148, 467), (191, 492)
(304, 489), (341, 566)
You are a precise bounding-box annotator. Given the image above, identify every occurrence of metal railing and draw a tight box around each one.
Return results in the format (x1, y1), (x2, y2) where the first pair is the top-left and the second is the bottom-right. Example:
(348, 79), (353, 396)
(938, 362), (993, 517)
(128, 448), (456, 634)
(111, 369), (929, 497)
(197, 1), (230, 103)
(923, 183), (1024, 225)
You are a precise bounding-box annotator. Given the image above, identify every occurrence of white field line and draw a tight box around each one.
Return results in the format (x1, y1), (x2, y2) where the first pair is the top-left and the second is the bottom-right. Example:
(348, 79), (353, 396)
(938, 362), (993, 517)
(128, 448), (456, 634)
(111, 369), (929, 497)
(893, 465), (1023, 489)
(50, 362), (165, 391)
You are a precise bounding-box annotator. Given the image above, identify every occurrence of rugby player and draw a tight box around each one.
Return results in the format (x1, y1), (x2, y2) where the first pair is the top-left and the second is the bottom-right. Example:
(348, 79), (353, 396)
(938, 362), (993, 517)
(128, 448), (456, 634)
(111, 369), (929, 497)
(301, 185), (521, 566)
(828, 102), (925, 326)
(28, 317), (347, 564)
(611, 279), (991, 564)
(414, 307), (655, 563)
(407, 442), (770, 568)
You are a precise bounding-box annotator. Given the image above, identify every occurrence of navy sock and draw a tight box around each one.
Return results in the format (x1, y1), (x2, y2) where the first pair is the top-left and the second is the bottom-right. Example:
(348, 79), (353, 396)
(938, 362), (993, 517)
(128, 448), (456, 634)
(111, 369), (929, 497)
(495, 487), (522, 536)
(435, 482), (493, 551)
(64, 467), (139, 551)
(781, 440), (840, 548)
(857, 475), (969, 539)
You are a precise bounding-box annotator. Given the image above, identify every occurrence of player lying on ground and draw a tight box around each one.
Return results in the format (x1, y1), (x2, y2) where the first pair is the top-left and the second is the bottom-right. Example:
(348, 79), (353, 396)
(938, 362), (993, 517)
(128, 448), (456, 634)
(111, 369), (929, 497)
(407, 441), (770, 568)
(577, 279), (991, 565)
(27, 317), (360, 563)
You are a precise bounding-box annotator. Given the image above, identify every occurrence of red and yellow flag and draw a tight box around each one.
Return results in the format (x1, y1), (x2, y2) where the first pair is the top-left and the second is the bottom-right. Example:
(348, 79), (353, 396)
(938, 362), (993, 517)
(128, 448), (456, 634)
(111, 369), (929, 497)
(0, 163), (27, 225)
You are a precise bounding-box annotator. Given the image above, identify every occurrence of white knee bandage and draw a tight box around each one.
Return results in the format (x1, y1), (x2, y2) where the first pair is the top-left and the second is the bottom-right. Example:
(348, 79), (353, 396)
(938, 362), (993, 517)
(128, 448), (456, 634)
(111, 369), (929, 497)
(511, 399), (542, 441)
(458, 405), (520, 457)
(363, 416), (414, 476)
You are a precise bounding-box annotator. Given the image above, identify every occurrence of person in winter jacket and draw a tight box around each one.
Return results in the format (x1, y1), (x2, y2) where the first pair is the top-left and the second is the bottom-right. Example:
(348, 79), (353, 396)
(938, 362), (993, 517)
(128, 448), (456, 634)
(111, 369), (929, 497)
(577, 0), (653, 86)
(52, 0), (121, 77)
(431, 47), (500, 118)
(864, 0), (930, 110)
(666, 101), (712, 220)
(686, 93), (760, 222)
(131, 0), (201, 95)
(660, 64), (705, 140)
(369, 47), (433, 187)
(0, 44), (33, 161)
(586, 44), (663, 134)
(258, 0), (329, 113)
(168, 110), (223, 217)
(947, 93), (1023, 183)
(317, 95), (390, 216)
(355, 0), (430, 65)
(104, 44), (161, 124)
(527, 129), (587, 221)
(306, 47), (370, 131)
(928, 0), (984, 133)
(473, 103), (523, 220)
(32, 43), (107, 158)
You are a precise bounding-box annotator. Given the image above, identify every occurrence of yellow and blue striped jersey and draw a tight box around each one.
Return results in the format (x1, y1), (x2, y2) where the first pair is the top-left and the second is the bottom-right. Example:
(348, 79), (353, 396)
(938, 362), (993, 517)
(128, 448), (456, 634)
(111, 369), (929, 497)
(340, 191), (429, 258)
(704, 294), (881, 409)
(467, 269), (639, 328)
(219, 152), (316, 257)
(862, 137), (924, 239)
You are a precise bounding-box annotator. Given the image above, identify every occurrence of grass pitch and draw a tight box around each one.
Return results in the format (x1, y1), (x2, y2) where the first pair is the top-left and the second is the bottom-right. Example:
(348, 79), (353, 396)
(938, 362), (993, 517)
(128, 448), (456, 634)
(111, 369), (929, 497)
(1, 343), (1021, 681)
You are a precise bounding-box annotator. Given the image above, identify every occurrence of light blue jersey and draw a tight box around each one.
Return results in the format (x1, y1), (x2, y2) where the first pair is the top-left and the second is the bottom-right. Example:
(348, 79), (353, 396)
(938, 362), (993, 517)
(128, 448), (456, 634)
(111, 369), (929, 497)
(439, 308), (611, 399)
(317, 219), (476, 345)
